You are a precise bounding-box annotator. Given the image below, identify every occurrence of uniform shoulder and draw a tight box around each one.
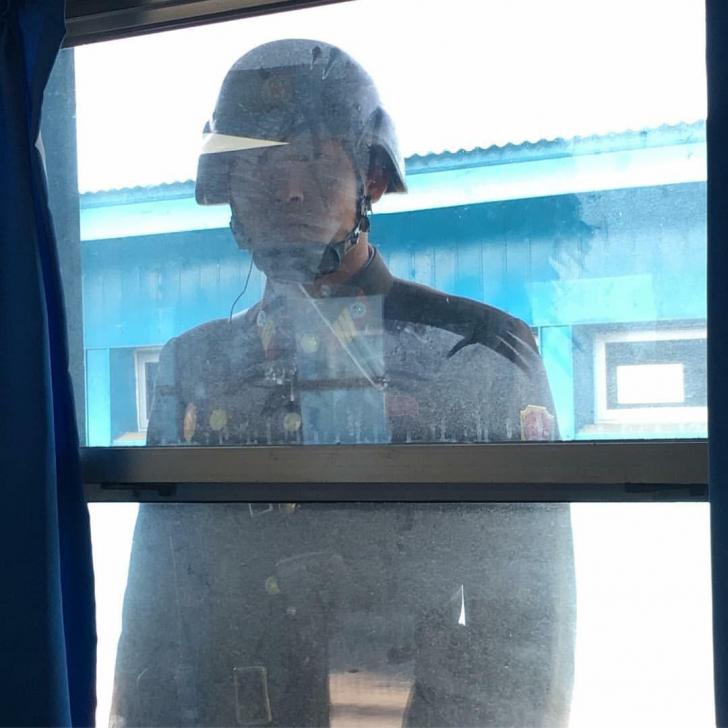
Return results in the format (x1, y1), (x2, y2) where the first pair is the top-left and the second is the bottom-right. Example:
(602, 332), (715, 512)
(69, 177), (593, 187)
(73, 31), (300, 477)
(163, 305), (258, 353)
(385, 277), (538, 372)
(386, 277), (535, 341)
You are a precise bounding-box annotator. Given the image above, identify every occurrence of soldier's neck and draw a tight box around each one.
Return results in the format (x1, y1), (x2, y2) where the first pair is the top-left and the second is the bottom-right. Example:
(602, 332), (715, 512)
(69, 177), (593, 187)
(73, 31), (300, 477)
(314, 235), (371, 289)
(262, 237), (373, 302)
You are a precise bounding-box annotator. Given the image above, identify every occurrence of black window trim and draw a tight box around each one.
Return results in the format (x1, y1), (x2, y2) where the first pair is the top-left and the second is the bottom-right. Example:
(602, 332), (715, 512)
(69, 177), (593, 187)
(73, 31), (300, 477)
(82, 441), (709, 502)
(64, 0), (353, 45)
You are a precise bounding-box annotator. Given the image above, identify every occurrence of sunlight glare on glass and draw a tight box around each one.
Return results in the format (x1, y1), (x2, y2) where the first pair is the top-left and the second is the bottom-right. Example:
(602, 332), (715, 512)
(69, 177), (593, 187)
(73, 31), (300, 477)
(73, 0), (706, 192)
(617, 363), (686, 405)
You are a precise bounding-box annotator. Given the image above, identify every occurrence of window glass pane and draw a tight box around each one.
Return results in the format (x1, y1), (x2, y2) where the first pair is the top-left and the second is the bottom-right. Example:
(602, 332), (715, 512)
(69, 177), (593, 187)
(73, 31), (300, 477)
(90, 501), (713, 727)
(44, 0), (707, 445)
(616, 363), (685, 405)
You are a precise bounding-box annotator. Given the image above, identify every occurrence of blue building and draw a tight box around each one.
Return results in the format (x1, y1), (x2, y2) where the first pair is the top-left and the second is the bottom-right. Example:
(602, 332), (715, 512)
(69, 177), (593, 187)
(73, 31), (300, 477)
(78, 122), (707, 445)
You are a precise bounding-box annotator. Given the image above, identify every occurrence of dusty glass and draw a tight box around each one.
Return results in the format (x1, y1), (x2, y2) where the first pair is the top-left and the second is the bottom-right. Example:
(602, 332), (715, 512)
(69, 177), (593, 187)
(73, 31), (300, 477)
(42, 0), (707, 446)
(91, 501), (713, 728)
(44, 1), (711, 727)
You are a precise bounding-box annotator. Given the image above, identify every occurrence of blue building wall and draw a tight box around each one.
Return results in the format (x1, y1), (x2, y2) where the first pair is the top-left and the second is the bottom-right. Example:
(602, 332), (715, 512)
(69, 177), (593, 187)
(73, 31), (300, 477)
(81, 182), (706, 444)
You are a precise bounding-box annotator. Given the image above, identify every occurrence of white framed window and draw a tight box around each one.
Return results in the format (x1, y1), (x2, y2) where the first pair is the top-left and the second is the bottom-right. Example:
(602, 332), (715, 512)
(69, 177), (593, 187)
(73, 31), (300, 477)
(134, 348), (161, 432)
(593, 327), (707, 428)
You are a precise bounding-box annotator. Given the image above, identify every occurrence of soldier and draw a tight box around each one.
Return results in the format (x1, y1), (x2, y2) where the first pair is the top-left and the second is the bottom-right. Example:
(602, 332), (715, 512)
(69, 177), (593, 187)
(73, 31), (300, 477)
(112, 39), (575, 727)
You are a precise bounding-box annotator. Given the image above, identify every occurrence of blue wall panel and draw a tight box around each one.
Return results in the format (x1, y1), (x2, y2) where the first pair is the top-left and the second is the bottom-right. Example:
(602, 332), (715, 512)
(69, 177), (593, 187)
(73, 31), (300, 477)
(82, 229), (264, 349)
(85, 349), (110, 446)
(80, 183), (706, 441)
(82, 184), (706, 351)
(110, 348), (138, 439)
(540, 326), (576, 440)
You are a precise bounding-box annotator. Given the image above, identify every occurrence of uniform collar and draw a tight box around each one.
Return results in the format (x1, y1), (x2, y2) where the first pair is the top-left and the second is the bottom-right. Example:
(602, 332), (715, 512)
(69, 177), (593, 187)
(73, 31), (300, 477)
(239, 245), (395, 330)
(343, 245), (394, 298)
(259, 245), (394, 303)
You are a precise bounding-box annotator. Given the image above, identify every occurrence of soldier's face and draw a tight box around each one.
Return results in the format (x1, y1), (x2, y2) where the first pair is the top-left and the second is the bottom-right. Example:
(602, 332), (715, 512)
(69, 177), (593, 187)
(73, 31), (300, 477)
(229, 134), (359, 248)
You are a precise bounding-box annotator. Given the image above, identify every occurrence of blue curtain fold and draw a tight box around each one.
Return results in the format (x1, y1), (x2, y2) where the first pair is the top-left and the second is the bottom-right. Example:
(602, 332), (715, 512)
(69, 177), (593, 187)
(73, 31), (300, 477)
(0, 0), (96, 725)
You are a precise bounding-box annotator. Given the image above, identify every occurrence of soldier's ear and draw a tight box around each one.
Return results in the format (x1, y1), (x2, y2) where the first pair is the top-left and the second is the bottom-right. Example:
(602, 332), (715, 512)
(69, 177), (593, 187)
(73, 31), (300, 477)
(365, 157), (389, 203)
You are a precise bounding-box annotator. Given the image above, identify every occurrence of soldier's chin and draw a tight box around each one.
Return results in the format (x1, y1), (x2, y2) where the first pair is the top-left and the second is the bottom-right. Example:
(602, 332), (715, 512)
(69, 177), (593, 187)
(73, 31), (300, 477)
(266, 222), (331, 244)
(252, 244), (329, 284)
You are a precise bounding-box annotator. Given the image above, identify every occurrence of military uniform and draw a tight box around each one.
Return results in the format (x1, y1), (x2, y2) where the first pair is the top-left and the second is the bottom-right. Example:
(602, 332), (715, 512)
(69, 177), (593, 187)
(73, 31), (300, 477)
(112, 248), (575, 727)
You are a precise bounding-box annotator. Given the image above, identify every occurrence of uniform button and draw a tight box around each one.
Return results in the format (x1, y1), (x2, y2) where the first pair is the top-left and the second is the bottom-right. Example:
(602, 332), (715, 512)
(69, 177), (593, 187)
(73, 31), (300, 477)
(349, 300), (367, 319)
(299, 334), (319, 354)
(283, 411), (302, 432)
(209, 408), (228, 431)
(256, 310), (267, 327)
(265, 576), (281, 595)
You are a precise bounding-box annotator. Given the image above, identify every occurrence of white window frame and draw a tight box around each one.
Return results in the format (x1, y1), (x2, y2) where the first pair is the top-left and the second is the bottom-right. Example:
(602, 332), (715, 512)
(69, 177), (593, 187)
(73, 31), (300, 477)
(134, 347), (162, 432)
(593, 327), (707, 426)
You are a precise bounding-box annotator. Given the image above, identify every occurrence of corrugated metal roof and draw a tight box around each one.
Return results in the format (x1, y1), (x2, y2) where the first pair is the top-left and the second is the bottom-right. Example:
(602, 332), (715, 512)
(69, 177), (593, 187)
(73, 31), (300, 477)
(405, 121), (706, 173)
(80, 181), (196, 209)
(79, 120), (705, 203)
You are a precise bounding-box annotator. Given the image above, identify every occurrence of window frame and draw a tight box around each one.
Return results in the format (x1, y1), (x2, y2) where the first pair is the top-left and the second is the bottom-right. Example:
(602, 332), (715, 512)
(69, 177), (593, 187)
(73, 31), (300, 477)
(133, 347), (161, 432)
(82, 441), (709, 502)
(64, 0), (353, 45)
(65, 0), (710, 506)
(593, 326), (708, 425)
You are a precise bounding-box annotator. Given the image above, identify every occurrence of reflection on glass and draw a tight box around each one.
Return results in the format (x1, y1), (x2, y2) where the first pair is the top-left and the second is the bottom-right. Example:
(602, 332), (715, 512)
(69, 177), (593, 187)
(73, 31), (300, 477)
(107, 41), (575, 727)
(43, 1), (710, 725)
(110, 502), (576, 727)
(92, 503), (714, 728)
(41, 0), (707, 445)
(142, 39), (557, 448)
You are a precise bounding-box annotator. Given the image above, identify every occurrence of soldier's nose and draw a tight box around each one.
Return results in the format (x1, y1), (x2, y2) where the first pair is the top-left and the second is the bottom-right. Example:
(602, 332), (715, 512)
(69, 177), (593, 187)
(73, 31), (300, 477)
(284, 169), (306, 204)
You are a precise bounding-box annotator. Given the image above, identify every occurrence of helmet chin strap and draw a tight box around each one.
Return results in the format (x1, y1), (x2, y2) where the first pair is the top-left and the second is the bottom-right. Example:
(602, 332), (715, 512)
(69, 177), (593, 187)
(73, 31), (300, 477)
(316, 191), (371, 276)
(230, 186), (372, 283)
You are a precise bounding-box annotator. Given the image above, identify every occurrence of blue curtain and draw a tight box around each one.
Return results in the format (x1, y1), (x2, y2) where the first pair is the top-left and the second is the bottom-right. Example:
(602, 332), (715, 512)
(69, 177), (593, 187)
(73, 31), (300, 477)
(0, 0), (96, 725)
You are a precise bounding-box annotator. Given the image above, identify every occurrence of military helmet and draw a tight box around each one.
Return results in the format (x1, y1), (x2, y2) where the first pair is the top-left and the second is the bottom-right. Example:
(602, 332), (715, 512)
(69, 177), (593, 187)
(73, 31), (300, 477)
(196, 38), (406, 205)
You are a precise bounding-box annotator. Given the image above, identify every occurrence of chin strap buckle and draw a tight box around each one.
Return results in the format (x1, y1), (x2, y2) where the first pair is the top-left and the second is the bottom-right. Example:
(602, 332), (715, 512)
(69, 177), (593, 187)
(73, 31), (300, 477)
(316, 193), (371, 276)
(358, 194), (371, 233)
